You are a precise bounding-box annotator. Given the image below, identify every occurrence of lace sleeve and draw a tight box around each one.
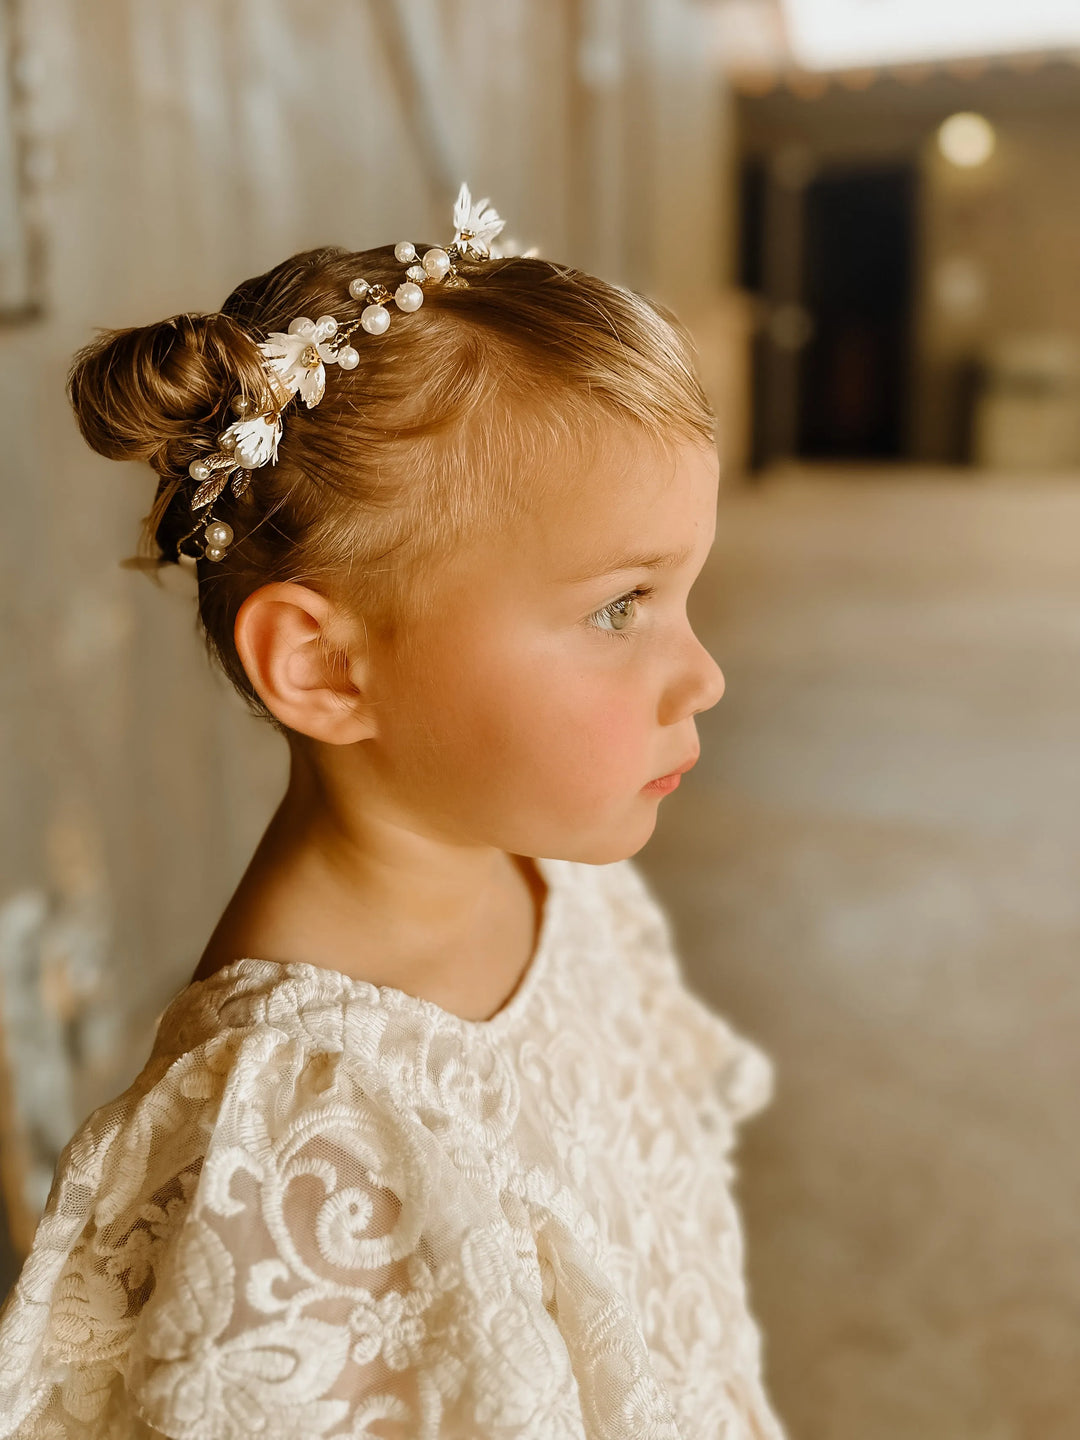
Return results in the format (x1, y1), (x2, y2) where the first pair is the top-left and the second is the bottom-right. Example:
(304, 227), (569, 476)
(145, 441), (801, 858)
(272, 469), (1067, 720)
(595, 858), (776, 1134)
(121, 1039), (580, 1439)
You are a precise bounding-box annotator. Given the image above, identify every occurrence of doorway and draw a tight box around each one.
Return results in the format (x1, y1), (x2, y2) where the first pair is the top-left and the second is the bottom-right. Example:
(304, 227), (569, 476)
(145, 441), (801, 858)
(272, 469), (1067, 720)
(797, 164), (916, 458)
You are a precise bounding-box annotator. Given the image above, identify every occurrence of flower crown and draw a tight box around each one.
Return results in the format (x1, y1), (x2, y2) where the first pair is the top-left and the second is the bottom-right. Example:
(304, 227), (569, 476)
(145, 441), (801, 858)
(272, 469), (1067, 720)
(175, 183), (527, 563)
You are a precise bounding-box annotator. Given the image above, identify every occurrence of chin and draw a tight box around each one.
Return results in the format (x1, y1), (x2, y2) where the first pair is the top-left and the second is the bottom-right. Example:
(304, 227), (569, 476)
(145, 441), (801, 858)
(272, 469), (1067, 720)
(547, 820), (657, 868)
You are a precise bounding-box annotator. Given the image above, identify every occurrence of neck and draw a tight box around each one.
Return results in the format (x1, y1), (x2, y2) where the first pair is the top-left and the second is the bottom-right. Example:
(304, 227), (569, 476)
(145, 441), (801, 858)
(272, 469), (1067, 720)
(190, 743), (546, 1012)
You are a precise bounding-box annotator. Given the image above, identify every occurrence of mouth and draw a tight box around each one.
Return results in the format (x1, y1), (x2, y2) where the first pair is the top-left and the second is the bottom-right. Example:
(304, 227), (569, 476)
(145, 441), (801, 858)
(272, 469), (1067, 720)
(644, 751), (700, 787)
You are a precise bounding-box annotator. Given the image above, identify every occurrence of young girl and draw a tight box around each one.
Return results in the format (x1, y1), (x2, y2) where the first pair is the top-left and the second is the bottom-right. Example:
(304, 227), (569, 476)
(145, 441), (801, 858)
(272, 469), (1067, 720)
(0, 187), (785, 1439)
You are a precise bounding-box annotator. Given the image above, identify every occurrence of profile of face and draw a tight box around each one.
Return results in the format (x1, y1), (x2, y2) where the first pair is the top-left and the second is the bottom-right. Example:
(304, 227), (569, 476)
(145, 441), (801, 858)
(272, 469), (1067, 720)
(239, 421), (725, 868)
(358, 423), (726, 866)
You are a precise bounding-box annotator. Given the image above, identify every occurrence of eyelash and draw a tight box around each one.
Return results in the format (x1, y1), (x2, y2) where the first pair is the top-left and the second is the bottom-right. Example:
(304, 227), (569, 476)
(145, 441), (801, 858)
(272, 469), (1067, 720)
(589, 585), (655, 640)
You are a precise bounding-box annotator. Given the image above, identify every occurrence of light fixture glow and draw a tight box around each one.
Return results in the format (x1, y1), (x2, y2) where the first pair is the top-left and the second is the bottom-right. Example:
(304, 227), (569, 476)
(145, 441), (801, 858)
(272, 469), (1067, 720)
(781, 0), (1080, 70)
(937, 112), (996, 168)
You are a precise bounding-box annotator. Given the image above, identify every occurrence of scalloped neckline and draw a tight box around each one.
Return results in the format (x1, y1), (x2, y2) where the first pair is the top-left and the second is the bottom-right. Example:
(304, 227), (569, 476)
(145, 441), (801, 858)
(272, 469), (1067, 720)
(184, 854), (562, 1038)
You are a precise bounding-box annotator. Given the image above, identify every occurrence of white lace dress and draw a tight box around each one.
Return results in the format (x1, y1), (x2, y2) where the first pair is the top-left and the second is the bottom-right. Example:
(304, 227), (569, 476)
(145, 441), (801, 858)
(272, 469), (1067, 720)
(0, 855), (785, 1440)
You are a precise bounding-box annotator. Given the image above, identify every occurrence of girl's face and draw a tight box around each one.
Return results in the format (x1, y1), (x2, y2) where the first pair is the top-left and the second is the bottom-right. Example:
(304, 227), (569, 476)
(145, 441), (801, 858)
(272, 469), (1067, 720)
(369, 425), (725, 865)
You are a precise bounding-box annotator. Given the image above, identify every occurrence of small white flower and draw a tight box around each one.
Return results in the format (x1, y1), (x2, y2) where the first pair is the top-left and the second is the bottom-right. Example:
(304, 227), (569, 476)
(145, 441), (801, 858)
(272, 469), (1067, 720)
(258, 329), (339, 409)
(218, 413), (283, 469)
(452, 182), (506, 259)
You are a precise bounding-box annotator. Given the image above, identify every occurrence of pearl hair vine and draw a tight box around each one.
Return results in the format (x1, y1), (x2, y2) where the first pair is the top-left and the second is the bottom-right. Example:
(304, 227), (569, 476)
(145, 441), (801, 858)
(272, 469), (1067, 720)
(174, 183), (528, 564)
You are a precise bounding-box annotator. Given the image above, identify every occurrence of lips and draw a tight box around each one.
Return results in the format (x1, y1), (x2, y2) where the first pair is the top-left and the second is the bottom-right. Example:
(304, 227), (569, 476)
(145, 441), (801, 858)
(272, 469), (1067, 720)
(653, 751), (700, 783)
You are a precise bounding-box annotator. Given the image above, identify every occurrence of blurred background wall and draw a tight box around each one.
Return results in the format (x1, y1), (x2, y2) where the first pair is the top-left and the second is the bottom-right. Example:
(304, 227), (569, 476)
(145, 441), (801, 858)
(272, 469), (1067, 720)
(1, 2), (1077, 1437)
(736, 62), (1080, 470)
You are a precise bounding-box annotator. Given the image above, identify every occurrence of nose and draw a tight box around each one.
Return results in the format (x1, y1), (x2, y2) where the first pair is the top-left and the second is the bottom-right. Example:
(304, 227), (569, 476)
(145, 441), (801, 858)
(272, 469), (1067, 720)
(660, 630), (726, 726)
(693, 643), (726, 715)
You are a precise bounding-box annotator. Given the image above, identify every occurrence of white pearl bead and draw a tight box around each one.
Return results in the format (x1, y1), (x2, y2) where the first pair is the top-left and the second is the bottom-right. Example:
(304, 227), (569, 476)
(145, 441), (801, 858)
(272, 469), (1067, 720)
(188, 459), (211, 481)
(231, 395), (253, 416)
(394, 241), (417, 264)
(361, 304), (390, 335)
(203, 544), (226, 562)
(218, 432), (237, 452)
(337, 346), (360, 370)
(421, 247), (450, 281)
(349, 278), (370, 300)
(314, 315), (338, 343)
(406, 264), (426, 284)
(288, 316), (316, 339)
(205, 520), (233, 548)
(235, 443), (263, 468)
(394, 282), (424, 313)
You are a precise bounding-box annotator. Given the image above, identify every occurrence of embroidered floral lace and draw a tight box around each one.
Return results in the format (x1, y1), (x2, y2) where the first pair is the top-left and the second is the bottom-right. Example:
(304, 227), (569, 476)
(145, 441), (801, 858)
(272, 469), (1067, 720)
(0, 856), (785, 1439)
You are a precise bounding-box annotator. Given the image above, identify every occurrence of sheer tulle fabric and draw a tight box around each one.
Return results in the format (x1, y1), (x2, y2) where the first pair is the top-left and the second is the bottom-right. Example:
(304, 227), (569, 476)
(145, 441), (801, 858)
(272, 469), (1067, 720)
(0, 857), (784, 1439)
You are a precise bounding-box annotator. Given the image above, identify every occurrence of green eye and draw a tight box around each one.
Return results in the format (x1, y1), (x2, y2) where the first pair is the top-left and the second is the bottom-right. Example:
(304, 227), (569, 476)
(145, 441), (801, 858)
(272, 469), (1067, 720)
(590, 586), (653, 637)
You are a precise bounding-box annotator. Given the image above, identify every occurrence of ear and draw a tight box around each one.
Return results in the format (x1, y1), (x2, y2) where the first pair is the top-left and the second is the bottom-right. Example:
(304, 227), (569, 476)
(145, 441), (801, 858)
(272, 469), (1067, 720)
(233, 581), (374, 744)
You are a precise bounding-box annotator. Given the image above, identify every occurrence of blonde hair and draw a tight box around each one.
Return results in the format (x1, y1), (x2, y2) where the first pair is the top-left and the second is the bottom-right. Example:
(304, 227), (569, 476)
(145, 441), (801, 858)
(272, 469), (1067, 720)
(67, 244), (716, 734)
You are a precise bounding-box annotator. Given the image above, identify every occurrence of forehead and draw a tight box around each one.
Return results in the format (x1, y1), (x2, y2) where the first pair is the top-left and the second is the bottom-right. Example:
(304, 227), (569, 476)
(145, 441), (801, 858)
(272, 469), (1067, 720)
(531, 427), (719, 582)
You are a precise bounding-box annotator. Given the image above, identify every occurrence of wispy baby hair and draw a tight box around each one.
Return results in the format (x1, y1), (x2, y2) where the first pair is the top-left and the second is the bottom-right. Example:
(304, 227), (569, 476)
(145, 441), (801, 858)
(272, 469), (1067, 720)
(66, 185), (716, 735)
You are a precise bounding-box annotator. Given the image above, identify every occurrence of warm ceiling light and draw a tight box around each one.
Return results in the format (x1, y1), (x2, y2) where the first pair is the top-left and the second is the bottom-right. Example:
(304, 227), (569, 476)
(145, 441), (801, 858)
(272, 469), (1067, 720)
(937, 112), (997, 167)
(781, 0), (1080, 70)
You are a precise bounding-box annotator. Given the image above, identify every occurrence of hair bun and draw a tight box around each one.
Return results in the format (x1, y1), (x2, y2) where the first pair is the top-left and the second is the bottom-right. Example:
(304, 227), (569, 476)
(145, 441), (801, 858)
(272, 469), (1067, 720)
(67, 310), (269, 475)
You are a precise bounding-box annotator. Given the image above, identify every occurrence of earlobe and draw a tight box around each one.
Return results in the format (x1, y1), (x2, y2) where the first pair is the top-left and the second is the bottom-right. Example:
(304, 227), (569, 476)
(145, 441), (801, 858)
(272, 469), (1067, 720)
(233, 582), (374, 744)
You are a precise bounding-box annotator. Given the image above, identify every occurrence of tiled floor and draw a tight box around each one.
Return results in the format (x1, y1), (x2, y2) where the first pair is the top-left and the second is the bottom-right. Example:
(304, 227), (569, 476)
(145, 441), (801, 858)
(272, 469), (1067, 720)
(639, 467), (1080, 1440)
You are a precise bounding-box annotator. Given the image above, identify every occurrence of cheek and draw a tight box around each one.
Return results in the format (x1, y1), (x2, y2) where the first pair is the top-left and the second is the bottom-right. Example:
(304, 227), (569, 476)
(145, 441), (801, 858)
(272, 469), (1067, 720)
(441, 633), (653, 793)
(382, 588), (665, 813)
(538, 665), (647, 786)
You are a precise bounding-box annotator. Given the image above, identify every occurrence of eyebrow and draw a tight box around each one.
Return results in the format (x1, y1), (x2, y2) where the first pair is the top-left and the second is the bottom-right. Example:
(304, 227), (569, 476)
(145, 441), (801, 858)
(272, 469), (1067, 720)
(565, 542), (696, 583)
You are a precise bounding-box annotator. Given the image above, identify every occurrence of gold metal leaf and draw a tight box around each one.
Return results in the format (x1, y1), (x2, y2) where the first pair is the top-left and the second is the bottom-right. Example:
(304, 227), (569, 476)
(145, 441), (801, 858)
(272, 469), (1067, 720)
(191, 472), (228, 510)
(230, 470), (252, 500)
